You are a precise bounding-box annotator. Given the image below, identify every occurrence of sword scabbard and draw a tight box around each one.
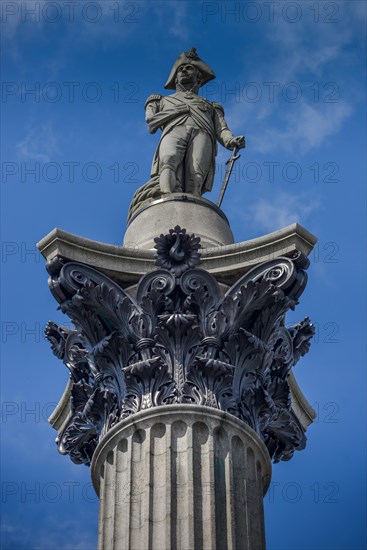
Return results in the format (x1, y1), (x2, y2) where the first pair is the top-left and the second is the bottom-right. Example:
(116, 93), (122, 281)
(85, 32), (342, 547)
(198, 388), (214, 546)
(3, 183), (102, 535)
(217, 146), (241, 208)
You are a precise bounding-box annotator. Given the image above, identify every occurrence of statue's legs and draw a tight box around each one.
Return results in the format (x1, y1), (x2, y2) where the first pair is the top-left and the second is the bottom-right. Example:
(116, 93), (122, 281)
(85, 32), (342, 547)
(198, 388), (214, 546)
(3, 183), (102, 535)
(159, 126), (188, 193)
(184, 129), (212, 195)
(159, 167), (176, 193)
(158, 126), (212, 195)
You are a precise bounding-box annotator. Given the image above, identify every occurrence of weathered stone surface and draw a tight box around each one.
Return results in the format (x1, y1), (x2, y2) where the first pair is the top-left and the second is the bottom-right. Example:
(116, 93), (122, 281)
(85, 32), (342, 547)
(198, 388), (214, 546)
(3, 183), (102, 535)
(37, 222), (317, 288)
(124, 194), (234, 250)
(91, 405), (271, 550)
(140, 48), (245, 201)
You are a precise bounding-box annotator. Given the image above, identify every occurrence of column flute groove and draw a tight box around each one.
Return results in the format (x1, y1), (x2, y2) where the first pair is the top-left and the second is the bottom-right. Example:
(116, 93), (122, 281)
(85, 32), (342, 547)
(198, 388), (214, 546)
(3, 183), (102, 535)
(91, 406), (272, 550)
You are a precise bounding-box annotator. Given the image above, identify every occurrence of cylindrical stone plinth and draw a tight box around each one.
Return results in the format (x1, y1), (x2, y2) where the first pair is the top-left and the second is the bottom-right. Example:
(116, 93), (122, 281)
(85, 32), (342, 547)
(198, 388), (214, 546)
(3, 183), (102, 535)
(123, 194), (234, 249)
(91, 405), (272, 550)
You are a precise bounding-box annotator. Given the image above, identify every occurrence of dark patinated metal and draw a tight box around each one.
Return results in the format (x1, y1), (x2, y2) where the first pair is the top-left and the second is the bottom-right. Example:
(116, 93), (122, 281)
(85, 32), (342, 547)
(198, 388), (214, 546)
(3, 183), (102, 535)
(45, 227), (314, 466)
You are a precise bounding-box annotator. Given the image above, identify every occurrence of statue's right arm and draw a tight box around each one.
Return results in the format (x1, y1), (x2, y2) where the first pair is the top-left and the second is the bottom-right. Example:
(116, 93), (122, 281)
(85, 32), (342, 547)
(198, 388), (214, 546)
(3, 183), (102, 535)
(145, 95), (188, 134)
(145, 94), (162, 134)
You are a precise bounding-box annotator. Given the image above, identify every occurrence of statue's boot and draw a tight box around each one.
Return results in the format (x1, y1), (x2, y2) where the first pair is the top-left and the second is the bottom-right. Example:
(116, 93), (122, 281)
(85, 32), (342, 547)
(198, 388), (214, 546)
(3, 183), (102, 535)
(185, 173), (204, 196)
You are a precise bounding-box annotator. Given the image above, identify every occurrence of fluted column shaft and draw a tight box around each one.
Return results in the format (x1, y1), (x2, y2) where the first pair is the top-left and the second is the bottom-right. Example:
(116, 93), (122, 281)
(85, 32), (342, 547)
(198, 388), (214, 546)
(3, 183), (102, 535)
(91, 405), (272, 550)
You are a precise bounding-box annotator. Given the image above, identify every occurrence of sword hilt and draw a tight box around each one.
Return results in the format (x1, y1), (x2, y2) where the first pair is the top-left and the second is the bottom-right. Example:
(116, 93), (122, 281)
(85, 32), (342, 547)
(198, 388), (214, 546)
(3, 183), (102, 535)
(225, 145), (240, 165)
(225, 153), (240, 165)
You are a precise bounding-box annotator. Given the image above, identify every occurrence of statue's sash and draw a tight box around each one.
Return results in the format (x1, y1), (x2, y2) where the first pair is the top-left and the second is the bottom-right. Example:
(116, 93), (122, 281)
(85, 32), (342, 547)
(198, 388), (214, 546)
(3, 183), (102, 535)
(163, 95), (216, 140)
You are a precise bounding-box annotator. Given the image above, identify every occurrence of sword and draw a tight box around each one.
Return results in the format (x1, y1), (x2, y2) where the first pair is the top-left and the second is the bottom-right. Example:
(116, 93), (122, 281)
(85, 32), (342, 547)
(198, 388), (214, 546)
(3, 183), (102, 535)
(217, 146), (241, 208)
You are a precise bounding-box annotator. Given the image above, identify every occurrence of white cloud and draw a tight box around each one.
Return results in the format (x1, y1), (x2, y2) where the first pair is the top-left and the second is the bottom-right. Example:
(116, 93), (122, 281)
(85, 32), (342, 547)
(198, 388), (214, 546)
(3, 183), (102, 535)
(220, 0), (362, 155)
(2, 0), (191, 53)
(251, 100), (353, 154)
(152, 0), (190, 40)
(1, 1), (47, 40)
(16, 121), (59, 162)
(251, 191), (321, 232)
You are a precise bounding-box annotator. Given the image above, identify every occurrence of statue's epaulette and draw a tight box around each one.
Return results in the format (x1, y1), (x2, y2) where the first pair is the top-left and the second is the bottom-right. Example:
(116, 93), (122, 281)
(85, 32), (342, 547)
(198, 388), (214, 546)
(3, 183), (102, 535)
(144, 94), (162, 109)
(212, 101), (225, 114)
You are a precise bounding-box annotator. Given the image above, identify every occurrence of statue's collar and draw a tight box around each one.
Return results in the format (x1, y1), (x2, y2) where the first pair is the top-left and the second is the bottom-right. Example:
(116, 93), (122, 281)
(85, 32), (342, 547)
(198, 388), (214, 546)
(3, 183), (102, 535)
(173, 91), (200, 100)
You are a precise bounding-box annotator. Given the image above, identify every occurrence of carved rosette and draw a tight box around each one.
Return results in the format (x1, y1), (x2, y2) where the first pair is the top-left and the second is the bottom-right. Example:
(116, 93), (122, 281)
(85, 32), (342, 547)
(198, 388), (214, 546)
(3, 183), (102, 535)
(45, 227), (314, 466)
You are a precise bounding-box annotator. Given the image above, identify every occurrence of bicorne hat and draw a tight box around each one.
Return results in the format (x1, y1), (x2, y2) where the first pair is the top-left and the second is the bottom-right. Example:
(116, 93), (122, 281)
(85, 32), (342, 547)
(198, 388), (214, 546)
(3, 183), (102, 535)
(164, 48), (216, 90)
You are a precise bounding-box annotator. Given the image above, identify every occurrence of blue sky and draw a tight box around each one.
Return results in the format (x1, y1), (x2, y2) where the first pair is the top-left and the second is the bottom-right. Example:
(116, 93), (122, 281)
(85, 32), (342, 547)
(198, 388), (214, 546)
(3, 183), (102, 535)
(1, 1), (366, 549)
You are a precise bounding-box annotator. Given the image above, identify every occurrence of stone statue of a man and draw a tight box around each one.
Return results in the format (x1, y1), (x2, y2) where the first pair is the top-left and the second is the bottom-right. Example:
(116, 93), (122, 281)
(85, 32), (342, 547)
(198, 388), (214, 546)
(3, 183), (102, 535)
(145, 48), (245, 196)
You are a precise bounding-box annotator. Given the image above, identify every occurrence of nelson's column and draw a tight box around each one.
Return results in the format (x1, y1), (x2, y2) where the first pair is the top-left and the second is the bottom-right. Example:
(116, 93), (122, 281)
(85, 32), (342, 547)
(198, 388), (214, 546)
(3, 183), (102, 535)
(38, 49), (317, 550)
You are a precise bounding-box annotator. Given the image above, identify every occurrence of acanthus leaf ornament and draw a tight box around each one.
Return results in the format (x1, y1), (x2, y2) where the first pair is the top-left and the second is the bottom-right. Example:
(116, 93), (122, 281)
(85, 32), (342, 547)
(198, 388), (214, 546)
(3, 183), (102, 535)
(45, 226), (314, 465)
